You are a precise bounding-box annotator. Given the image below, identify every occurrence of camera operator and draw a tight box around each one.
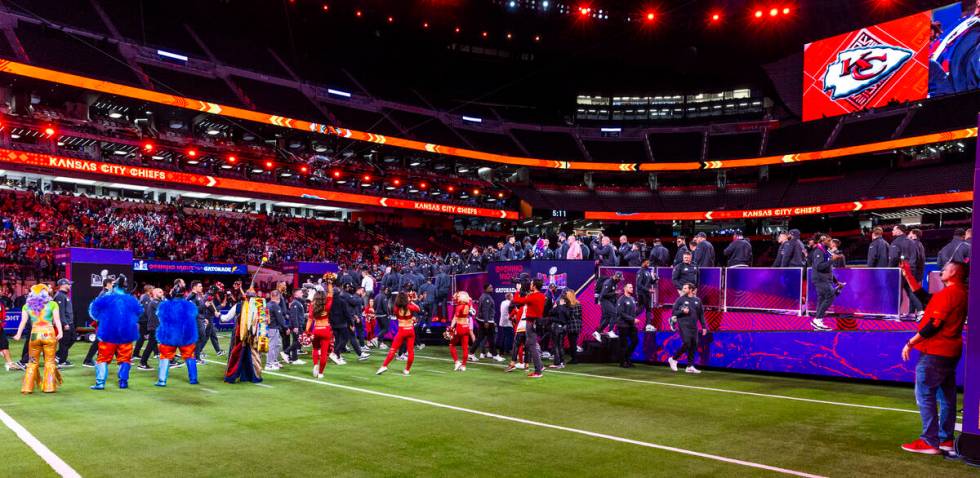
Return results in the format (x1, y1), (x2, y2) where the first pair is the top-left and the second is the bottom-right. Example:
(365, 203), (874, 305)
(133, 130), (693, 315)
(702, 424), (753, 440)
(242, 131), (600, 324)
(510, 278), (545, 378)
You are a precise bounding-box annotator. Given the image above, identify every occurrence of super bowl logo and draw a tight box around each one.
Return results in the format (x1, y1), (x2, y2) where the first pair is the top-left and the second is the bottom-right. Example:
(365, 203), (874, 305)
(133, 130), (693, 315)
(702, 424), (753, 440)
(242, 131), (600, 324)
(822, 30), (913, 106)
(536, 266), (567, 290)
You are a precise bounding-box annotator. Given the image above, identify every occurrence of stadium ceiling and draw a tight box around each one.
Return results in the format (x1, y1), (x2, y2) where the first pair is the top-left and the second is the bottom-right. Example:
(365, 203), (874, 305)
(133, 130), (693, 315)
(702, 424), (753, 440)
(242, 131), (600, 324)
(1, 60), (973, 174)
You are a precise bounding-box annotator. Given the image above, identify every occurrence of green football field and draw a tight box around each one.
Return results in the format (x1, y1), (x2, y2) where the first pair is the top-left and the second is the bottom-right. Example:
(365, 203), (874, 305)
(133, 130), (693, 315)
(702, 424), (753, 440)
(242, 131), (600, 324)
(0, 334), (973, 478)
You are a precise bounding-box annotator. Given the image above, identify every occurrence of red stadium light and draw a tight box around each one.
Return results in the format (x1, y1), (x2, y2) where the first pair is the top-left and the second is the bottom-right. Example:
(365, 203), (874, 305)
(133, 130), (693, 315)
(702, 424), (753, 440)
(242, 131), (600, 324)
(300, 165), (309, 173)
(645, 11), (655, 22)
(497, 192), (504, 198)
(186, 148), (197, 158)
(332, 170), (342, 178)
(481, 31), (488, 38)
(227, 155), (237, 163)
(447, 186), (455, 193)
(393, 178), (401, 186)
(472, 188), (480, 196)
(355, 10), (362, 17)
(754, 9), (763, 18)
(44, 126), (56, 137)
(579, 7), (591, 16)
(769, 8), (778, 16)
(782, 7), (791, 14)
(506, 32), (512, 39)
(423, 22), (430, 29)
(142, 142), (154, 152)
(534, 35), (541, 42)
(265, 160), (274, 169)
(363, 174), (372, 182)
(710, 12), (721, 22)
(322, 4), (328, 12)
(419, 181), (428, 189)
(387, 16), (394, 23)
(454, 26), (461, 33)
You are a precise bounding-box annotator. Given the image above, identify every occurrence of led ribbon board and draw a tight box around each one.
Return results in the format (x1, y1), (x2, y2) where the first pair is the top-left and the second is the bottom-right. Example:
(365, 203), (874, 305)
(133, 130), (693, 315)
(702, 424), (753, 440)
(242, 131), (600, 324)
(0, 59), (973, 172)
(0, 148), (518, 220)
(584, 192), (973, 221)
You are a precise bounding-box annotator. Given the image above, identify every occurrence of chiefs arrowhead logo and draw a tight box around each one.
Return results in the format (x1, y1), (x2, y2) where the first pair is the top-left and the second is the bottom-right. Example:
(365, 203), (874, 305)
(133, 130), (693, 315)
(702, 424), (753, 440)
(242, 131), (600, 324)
(823, 45), (912, 100)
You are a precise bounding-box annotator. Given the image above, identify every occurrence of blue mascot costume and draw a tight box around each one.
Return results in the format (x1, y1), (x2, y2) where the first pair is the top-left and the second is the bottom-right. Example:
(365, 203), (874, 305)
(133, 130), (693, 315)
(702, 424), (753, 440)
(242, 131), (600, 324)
(154, 299), (200, 386)
(88, 278), (142, 390)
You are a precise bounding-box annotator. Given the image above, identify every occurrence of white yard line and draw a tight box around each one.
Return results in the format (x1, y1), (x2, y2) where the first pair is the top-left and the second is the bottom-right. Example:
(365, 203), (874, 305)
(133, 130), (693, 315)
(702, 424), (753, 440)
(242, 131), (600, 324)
(415, 355), (935, 416)
(255, 383), (274, 389)
(0, 407), (81, 478)
(264, 370), (826, 478)
(199, 387), (219, 394)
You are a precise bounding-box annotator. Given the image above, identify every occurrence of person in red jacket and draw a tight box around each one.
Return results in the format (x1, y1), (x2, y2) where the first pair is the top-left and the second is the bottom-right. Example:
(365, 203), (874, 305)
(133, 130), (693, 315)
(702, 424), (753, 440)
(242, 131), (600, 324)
(449, 292), (477, 371)
(510, 278), (546, 378)
(376, 292), (419, 376)
(900, 261), (968, 455)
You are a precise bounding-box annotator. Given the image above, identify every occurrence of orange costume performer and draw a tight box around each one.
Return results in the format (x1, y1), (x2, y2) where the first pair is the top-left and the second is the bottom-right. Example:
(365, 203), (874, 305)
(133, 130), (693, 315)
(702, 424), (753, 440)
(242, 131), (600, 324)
(88, 282), (142, 390)
(15, 285), (63, 394)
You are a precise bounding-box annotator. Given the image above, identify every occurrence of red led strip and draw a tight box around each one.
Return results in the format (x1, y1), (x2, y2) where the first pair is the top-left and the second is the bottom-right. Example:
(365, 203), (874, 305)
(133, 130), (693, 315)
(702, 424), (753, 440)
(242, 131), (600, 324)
(0, 148), (518, 220)
(584, 192), (974, 221)
(0, 59), (972, 172)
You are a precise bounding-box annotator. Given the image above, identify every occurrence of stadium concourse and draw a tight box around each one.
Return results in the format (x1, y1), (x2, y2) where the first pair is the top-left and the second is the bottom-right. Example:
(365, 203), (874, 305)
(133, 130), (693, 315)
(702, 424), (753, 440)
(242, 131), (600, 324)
(1, 0), (980, 476)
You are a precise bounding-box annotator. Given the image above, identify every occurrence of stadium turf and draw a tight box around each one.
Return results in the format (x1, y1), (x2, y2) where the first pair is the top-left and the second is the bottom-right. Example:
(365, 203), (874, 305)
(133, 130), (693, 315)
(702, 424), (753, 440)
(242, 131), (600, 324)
(0, 334), (973, 477)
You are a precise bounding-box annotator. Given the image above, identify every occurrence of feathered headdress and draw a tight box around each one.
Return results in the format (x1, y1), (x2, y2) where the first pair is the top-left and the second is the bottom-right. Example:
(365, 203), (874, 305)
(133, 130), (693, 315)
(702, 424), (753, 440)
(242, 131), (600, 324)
(155, 299), (199, 347)
(26, 284), (51, 314)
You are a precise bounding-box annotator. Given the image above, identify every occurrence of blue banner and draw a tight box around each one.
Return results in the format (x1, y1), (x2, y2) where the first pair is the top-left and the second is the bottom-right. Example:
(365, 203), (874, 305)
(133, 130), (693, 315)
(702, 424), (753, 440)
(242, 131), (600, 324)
(133, 260), (247, 275)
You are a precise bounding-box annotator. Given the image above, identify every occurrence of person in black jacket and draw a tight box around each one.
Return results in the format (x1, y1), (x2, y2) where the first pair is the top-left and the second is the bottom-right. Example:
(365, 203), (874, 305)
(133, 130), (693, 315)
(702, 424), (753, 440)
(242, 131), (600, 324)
(137, 288), (164, 370)
(618, 235), (632, 266)
(264, 290), (287, 370)
(649, 238), (670, 267)
(593, 272), (622, 342)
(890, 225), (923, 315)
(501, 236), (519, 261)
(671, 252), (698, 295)
(936, 228), (971, 269)
(471, 284), (497, 360)
(53, 279), (76, 367)
(330, 284), (369, 364)
(667, 283), (707, 374)
(189, 281), (209, 361)
(866, 227), (890, 267)
(773, 230), (806, 268)
(724, 232), (753, 267)
(285, 289), (307, 363)
(434, 267), (451, 321)
(691, 233), (715, 267)
(673, 236), (689, 265)
(624, 243), (643, 267)
(616, 283), (639, 368)
(636, 260), (658, 331)
(810, 234), (841, 331)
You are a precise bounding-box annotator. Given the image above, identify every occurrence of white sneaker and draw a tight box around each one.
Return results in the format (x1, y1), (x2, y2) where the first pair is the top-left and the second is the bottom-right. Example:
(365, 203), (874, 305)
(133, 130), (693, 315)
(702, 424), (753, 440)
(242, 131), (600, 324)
(517, 363), (526, 370)
(329, 353), (342, 365)
(685, 366), (701, 374)
(376, 366), (388, 375)
(810, 319), (831, 331)
(379, 343), (389, 350)
(479, 353), (486, 359)
(280, 352), (289, 362)
(417, 343), (426, 350)
(607, 331), (619, 339)
(312, 365), (319, 378)
(492, 355), (505, 362)
(593, 331), (602, 342)
(292, 359), (306, 365)
(468, 354), (478, 362)
(668, 357), (678, 372)
(460, 365), (467, 372)
(454, 361), (462, 371)
(337, 358), (348, 365)
(644, 324), (657, 332)
(264, 365), (278, 371)
(396, 354), (407, 361)
(402, 370), (411, 376)
(317, 374), (324, 380)
(576, 346), (584, 353)
(358, 352), (371, 361)
(541, 351), (552, 359)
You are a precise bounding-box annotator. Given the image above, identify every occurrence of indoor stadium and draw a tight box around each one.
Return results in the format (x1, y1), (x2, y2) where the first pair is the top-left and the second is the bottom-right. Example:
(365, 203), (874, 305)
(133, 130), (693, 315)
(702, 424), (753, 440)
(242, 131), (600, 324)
(0, 0), (978, 476)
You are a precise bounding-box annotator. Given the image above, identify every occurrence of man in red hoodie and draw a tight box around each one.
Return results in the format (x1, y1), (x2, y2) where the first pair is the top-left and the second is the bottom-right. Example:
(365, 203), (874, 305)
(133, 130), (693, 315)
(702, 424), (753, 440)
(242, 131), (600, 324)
(511, 278), (546, 378)
(900, 261), (968, 455)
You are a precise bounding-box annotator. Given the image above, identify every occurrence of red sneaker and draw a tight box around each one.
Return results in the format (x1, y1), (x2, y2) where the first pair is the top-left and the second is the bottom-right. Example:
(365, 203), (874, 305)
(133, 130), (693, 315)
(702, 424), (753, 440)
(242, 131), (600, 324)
(901, 439), (941, 455)
(527, 372), (543, 379)
(939, 440), (955, 452)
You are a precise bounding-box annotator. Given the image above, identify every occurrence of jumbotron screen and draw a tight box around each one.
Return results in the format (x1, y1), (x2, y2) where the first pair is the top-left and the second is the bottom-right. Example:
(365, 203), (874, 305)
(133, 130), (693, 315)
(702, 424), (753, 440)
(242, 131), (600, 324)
(803, 2), (977, 121)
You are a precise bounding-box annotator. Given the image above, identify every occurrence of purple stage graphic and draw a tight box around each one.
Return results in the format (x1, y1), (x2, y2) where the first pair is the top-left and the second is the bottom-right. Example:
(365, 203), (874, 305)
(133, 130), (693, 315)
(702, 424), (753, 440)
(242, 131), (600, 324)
(656, 267), (723, 307)
(725, 267), (803, 312)
(806, 268), (902, 316)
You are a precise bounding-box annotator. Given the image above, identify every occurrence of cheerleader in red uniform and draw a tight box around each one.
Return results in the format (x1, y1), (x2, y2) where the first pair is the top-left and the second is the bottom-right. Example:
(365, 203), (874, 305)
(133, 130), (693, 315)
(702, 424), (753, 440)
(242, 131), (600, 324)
(306, 285), (334, 380)
(376, 292), (419, 376)
(449, 291), (477, 372)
